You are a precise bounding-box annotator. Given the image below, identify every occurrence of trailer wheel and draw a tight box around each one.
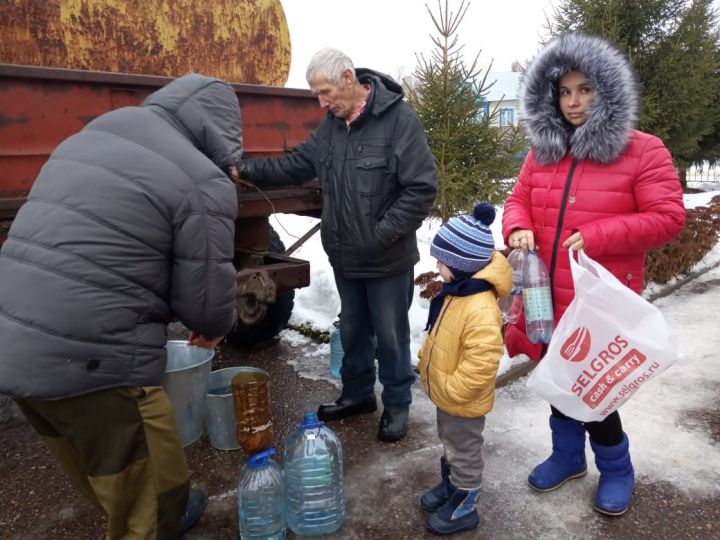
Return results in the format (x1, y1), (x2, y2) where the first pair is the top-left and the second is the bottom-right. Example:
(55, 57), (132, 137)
(228, 227), (295, 345)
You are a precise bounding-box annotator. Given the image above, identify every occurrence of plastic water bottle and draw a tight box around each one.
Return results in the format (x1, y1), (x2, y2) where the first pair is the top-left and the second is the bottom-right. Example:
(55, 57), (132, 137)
(498, 249), (526, 324)
(237, 448), (286, 540)
(232, 368), (273, 455)
(522, 250), (554, 344)
(284, 412), (345, 536)
(329, 319), (343, 379)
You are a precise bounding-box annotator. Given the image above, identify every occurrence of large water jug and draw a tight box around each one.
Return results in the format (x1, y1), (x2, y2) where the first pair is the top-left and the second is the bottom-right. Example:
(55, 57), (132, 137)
(284, 412), (345, 535)
(237, 448), (286, 540)
(522, 249), (554, 344)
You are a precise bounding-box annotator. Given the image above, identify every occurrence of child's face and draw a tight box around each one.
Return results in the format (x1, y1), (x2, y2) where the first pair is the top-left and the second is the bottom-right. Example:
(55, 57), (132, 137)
(436, 261), (454, 283)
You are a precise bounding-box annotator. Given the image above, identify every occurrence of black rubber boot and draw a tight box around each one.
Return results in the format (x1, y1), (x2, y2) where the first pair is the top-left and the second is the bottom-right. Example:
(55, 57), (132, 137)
(421, 456), (451, 511)
(377, 406), (409, 442)
(426, 484), (480, 536)
(179, 488), (207, 536)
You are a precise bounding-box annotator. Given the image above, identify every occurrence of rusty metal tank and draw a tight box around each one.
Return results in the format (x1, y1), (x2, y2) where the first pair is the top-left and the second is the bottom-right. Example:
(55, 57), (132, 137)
(0, 0), (291, 85)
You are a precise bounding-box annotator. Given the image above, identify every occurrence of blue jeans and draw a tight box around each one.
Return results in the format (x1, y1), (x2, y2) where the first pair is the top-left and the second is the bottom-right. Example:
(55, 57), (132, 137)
(333, 269), (415, 408)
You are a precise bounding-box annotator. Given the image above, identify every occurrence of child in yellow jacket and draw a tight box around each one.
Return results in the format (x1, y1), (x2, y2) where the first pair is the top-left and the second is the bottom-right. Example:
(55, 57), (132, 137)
(418, 203), (512, 535)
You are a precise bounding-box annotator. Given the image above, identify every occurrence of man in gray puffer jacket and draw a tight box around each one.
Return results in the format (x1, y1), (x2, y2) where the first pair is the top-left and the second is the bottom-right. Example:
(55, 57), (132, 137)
(0, 74), (240, 539)
(239, 48), (438, 443)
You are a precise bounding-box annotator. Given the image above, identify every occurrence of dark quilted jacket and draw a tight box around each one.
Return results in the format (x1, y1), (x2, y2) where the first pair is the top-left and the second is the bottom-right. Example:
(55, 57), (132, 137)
(240, 68), (438, 278)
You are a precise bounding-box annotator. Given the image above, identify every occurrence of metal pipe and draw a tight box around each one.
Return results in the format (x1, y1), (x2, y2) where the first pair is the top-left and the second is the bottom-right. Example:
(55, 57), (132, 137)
(283, 222), (321, 256)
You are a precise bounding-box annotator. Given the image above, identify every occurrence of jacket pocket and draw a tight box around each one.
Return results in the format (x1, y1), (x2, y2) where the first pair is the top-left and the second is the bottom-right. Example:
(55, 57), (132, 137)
(355, 157), (388, 218)
(355, 157), (388, 194)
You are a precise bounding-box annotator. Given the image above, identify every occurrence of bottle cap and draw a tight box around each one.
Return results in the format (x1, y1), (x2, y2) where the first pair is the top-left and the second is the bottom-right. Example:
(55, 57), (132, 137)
(299, 411), (324, 429)
(247, 447), (276, 468)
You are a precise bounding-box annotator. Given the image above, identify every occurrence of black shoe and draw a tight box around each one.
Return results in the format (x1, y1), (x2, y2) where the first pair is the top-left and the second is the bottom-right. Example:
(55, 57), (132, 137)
(378, 406), (409, 442)
(317, 395), (377, 421)
(180, 488), (207, 535)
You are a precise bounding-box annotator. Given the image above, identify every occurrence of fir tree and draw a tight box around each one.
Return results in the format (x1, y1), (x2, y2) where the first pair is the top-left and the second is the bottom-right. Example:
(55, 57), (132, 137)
(406, 0), (525, 222)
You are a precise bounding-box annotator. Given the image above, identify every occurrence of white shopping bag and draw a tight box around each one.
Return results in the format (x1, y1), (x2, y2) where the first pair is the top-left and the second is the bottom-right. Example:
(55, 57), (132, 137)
(526, 249), (681, 422)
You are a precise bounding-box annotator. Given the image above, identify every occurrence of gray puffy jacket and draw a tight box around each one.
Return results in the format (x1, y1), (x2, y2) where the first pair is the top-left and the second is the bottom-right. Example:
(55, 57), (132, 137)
(0, 74), (240, 399)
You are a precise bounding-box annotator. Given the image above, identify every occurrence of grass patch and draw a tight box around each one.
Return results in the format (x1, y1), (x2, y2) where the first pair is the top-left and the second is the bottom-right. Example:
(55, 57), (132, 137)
(287, 322), (330, 343)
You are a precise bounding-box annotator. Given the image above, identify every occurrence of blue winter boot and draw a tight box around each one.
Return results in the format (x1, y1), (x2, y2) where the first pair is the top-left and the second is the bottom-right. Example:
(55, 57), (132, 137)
(426, 483), (480, 536)
(421, 456), (451, 511)
(528, 415), (587, 491)
(591, 434), (634, 516)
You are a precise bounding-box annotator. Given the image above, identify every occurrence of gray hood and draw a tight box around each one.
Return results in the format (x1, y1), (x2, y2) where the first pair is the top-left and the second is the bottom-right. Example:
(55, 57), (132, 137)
(142, 73), (243, 170)
(521, 32), (639, 164)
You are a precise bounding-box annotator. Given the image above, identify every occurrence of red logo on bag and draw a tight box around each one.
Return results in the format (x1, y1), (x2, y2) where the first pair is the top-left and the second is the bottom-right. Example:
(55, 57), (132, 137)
(561, 327), (592, 362)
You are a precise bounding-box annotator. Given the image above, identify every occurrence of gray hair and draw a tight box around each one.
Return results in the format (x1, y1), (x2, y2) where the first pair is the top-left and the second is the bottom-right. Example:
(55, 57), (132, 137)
(305, 48), (357, 85)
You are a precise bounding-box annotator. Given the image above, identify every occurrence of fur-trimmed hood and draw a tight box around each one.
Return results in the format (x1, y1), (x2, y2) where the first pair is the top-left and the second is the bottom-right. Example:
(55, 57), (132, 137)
(521, 32), (639, 164)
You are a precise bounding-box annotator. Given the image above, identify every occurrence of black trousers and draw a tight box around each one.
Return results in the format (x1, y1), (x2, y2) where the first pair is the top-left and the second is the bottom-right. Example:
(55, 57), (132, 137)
(551, 406), (624, 446)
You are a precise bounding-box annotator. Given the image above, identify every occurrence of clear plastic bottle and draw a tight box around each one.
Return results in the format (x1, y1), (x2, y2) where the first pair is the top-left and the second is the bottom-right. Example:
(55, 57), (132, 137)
(284, 412), (345, 536)
(498, 249), (526, 324)
(237, 448), (286, 540)
(329, 319), (343, 379)
(231, 368), (273, 455)
(521, 249), (554, 344)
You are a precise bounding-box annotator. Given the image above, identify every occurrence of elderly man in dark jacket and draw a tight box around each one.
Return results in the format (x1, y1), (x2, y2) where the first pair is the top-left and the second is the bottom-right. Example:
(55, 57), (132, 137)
(239, 48), (438, 443)
(0, 74), (240, 539)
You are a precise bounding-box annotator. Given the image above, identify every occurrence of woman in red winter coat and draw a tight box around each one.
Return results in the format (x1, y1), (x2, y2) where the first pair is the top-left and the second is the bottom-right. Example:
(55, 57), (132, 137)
(502, 32), (685, 516)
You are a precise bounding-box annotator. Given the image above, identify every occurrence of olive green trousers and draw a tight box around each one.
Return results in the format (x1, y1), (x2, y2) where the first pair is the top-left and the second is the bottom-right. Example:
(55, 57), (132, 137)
(15, 386), (190, 540)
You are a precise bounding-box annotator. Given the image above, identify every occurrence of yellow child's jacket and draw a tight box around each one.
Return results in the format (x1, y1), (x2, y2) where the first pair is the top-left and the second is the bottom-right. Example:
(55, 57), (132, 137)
(418, 252), (512, 417)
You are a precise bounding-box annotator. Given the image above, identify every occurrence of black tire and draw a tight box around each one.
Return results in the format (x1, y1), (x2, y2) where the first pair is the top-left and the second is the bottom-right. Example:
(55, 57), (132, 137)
(228, 227), (295, 345)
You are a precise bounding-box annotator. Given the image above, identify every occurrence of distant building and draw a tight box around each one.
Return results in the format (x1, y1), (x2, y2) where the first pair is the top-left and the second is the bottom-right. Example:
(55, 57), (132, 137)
(479, 71), (522, 127)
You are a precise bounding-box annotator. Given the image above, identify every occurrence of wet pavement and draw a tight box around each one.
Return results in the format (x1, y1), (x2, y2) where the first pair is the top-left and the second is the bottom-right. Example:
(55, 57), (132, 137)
(1, 271), (719, 539)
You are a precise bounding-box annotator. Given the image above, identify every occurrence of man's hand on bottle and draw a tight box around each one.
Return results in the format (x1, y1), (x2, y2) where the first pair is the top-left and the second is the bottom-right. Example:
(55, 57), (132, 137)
(508, 229), (536, 251)
(187, 331), (224, 349)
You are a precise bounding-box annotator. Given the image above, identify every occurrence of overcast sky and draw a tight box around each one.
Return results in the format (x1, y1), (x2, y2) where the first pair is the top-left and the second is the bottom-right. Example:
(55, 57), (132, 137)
(280, 0), (557, 88)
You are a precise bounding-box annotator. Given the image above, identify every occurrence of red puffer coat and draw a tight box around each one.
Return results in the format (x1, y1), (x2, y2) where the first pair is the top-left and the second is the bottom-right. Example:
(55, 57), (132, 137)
(502, 130), (686, 361)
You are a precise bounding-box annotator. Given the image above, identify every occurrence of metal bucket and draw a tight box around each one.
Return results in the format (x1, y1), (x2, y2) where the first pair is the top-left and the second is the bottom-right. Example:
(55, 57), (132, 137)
(204, 367), (248, 451)
(162, 340), (214, 447)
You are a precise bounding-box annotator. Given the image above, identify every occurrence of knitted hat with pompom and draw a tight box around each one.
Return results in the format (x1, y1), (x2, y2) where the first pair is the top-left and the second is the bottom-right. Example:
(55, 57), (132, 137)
(430, 203), (497, 275)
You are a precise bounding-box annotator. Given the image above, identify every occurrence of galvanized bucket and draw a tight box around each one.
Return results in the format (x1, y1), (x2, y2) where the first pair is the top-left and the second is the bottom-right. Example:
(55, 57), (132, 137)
(162, 340), (214, 447)
(204, 366), (248, 451)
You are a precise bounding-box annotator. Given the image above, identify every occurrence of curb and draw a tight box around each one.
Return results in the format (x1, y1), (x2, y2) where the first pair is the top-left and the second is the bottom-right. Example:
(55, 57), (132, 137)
(496, 359), (535, 388)
(645, 260), (720, 303)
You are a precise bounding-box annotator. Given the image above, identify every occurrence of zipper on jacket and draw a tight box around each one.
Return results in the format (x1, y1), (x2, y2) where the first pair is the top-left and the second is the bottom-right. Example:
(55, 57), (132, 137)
(334, 124), (347, 269)
(425, 297), (453, 402)
(548, 159), (578, 290)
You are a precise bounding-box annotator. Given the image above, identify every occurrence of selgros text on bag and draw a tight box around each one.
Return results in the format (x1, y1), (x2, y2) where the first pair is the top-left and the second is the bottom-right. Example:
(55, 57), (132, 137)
(526, 249), (681, 422)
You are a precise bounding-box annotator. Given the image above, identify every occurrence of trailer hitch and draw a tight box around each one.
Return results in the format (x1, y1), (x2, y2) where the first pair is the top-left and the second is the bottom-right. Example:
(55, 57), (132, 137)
(235, 269), (277, 325)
